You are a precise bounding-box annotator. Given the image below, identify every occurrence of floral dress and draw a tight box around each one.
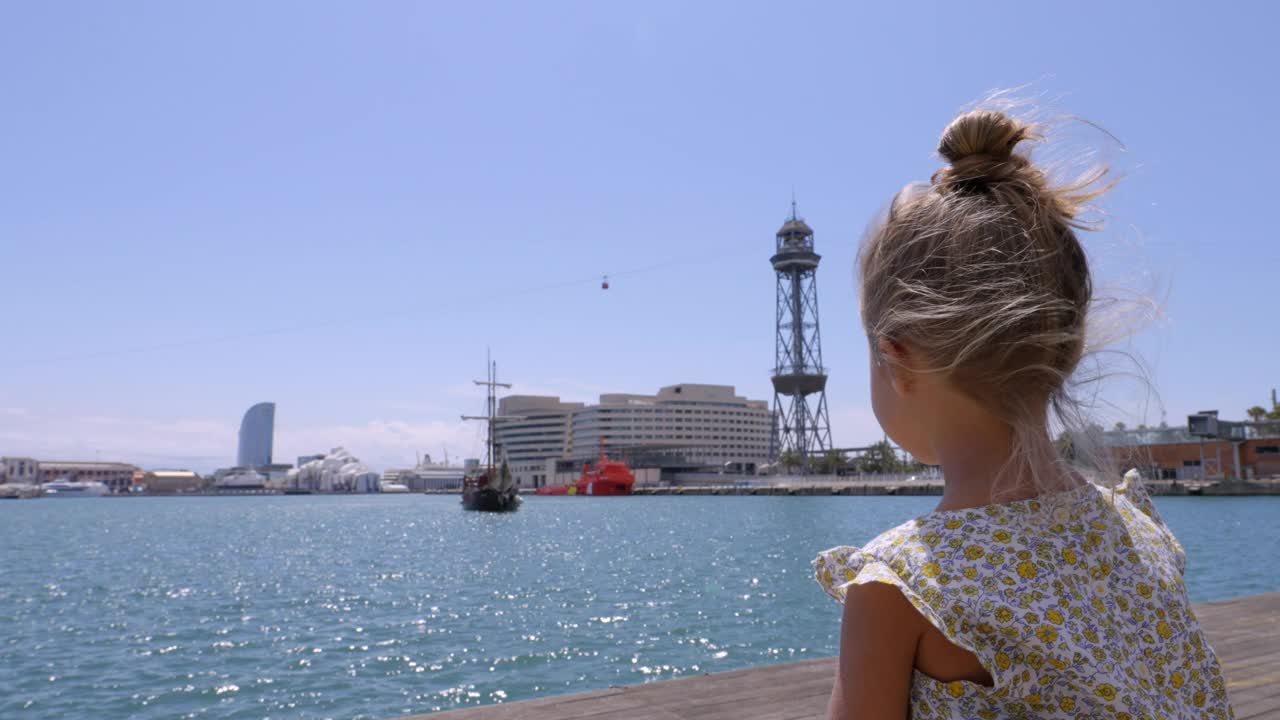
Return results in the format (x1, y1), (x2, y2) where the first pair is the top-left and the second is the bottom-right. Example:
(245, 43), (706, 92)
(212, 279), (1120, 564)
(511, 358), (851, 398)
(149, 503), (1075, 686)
(813, 471), (1233, 719)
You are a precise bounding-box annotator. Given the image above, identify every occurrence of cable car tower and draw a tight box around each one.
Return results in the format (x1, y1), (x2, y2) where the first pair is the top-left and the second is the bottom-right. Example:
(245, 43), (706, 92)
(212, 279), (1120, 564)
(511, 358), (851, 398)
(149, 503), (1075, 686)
(770, 201), (832, 472)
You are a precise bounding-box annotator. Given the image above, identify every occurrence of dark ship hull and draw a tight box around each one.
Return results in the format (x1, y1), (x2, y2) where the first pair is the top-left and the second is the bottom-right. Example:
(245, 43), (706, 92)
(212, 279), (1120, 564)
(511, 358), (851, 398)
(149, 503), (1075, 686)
(461, 484), (520, 512)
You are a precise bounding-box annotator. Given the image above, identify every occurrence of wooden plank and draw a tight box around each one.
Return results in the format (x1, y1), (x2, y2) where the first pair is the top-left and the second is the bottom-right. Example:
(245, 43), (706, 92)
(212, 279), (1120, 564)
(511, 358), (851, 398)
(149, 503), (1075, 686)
(412, 591), (1280, 720)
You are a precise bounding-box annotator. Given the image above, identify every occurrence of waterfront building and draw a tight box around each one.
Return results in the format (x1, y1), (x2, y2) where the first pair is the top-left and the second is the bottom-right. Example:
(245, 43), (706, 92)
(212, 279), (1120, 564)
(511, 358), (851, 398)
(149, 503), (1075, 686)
(382, 454), (469, 491)
(1, 456), (39, 485)
(141, 470), (203, 494)
(237, 402), (275, 468)
(1104, 411), (1280, 481)
(35, 461), (139, 493)
(493, 384), (771, 489)
(291, 447), (380, 493)
(493, 396), (584, 489)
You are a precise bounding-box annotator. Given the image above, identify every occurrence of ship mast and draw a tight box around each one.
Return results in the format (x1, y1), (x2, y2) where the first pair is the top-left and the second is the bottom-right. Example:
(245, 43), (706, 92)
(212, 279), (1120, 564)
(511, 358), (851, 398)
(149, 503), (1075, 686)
(462, 351), (512, 474)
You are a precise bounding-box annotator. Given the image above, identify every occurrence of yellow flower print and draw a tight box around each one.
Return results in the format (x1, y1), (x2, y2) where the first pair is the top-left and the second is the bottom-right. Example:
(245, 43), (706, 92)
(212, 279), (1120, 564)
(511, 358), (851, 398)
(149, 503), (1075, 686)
(992, 529), (1012, 543)
(843, 568), (856, 580)
(1171, 670), (1185, 688)
(1193, 691), (1206, 707)
(1059, 697), (1076, 712)
(988, 552), (1005, 566)
(1036, 625), (1058, 643)
(995, 651), (1011, 670)
(1044, 608), (1064, 625)
(1086, 531), (1103, 546)
(921, 561), (941, 578)
(1083, 628), (1099, 643)
(962, 566), (978, 580)
(946, 681), (964, 698)
(1089, 519), (1106, 530)
(1061, 547), (1078, 565)
(964, 545), (985, 560)
(944, 518), (962, 530)
(1090, 561), (1113, 579)
(1026, 652), (1044, 669)
(995, 607), (1013, 623)
(923, 532), (941, 546)
(1095, 683), (1117, 701)
(1157, 621), (1173, 640)
(1137, 582), (1152, 598)
(1016, 561), (1038, 579)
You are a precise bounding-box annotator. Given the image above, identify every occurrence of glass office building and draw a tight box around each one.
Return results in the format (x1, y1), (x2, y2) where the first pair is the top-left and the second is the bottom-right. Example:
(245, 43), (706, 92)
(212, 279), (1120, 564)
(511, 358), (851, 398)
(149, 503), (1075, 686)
(237, 402), (275, 468)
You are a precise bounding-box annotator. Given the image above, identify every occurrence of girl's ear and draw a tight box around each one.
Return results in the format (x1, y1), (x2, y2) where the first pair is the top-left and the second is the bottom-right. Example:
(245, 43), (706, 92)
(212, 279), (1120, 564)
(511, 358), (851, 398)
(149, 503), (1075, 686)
(876, 337), (914, 396)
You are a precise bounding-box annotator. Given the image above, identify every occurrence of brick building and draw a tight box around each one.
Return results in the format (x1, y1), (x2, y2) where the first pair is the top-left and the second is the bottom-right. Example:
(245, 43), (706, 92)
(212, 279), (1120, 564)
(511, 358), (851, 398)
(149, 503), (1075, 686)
(1105, 414), (1280, 481)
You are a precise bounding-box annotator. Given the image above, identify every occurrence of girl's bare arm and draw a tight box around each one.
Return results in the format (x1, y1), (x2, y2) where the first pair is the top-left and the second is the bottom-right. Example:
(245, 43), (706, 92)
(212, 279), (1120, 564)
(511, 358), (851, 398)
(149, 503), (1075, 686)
(826, 581), (923, 720)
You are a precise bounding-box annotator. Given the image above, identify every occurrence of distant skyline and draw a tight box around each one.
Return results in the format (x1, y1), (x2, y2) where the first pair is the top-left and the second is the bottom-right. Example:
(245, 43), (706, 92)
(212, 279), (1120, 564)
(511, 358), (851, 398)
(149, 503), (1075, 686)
(2, 2), (1278, 473)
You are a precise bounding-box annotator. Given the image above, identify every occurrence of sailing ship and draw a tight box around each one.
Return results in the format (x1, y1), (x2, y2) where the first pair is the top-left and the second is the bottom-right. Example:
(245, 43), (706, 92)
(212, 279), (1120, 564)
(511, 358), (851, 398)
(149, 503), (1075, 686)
(460, 357), (521, 512)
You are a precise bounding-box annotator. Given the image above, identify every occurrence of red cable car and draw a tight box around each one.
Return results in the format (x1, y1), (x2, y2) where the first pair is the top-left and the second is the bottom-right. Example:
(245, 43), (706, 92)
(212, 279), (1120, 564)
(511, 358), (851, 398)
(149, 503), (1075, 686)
(601, 275), (609, 290)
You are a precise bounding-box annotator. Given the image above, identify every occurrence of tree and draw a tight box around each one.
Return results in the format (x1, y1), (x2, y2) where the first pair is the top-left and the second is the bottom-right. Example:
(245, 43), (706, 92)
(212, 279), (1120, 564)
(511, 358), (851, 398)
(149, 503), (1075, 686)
(1113, 421), (1127, 431)
(858, 440), (904, 474)
(1247, 406), (1268, 423)
(810, 449), (848, 475)
(778, 449), (801, 472)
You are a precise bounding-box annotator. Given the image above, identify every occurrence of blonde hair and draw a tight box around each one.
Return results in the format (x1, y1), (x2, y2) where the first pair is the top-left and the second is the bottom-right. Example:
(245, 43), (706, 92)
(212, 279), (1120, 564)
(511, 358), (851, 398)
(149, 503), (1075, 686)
(860, 107), (1113, 494)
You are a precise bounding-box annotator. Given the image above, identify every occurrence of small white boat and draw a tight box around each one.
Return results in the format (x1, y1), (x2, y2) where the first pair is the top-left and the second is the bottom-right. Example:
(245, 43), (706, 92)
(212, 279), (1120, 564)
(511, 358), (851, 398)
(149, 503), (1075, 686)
(41, 479), (109, 497)
(378, 481), (410, 494)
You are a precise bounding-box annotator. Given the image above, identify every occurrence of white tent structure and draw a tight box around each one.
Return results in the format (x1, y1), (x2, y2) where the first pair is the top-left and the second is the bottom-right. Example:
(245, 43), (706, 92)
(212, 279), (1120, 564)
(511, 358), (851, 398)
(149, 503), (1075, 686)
(293, 447), (381, 493)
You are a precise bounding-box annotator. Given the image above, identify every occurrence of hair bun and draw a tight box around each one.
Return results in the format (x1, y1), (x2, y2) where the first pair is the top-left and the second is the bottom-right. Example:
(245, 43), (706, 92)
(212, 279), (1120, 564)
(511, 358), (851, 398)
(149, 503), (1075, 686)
(934, 110), (1035, 191)
(938, 110), (1029, 164)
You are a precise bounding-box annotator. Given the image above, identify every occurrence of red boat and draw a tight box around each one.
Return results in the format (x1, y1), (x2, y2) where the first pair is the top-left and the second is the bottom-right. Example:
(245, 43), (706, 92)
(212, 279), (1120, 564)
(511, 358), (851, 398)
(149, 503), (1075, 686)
(536, 452), (635, 496)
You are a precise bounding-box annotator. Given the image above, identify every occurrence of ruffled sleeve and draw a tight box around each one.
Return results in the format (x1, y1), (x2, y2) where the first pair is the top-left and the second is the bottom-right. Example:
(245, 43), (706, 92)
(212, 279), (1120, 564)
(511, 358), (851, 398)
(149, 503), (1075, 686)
(812, 530), (1037, 696)
(812, 544), (950, 636)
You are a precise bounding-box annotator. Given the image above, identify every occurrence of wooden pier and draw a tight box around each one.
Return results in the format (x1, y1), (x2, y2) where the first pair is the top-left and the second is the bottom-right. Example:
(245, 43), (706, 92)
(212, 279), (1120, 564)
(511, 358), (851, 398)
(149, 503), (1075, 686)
(412, 591), (1280, 720)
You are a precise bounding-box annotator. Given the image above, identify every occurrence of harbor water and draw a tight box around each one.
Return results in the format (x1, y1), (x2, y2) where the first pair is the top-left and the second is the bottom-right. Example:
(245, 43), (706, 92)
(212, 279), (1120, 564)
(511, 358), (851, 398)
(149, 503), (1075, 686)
(2, 494), (1276, 719)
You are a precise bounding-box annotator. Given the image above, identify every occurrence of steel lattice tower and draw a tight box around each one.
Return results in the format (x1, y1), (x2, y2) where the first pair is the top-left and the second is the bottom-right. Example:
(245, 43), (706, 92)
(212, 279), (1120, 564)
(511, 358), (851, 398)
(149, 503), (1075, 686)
(770, 203), (831, 471)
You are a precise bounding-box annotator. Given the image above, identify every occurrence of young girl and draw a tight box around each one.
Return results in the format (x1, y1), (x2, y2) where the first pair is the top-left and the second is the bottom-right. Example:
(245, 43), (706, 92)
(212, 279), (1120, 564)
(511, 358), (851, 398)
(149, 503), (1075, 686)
(814, 108), (1232, 719)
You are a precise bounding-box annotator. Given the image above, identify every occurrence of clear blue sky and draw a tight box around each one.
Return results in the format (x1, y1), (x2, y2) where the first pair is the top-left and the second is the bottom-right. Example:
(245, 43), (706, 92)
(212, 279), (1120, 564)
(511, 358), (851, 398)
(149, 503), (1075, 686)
(2, 1), (1276, 471)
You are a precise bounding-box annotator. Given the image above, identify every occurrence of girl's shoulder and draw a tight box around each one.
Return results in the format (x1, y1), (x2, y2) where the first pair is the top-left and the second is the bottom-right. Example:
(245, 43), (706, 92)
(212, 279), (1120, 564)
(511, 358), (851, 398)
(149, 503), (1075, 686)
(813, 472), (1175, 604)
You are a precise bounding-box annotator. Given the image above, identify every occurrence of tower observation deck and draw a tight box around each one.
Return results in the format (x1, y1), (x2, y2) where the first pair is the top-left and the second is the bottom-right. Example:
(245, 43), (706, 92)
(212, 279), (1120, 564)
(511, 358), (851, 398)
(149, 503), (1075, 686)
(770, 203), (832, 471)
